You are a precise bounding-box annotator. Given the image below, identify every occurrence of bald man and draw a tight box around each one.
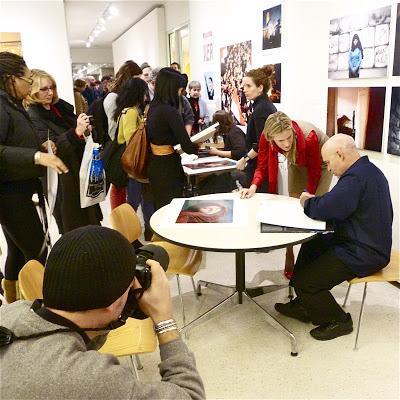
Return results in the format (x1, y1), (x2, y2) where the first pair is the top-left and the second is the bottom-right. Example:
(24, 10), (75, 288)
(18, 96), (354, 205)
(275, 134), (393, 341)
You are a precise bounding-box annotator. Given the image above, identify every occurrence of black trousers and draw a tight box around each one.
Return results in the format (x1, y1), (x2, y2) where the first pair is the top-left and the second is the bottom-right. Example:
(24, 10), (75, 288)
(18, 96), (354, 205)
(291, 235), (356, 325)
(0, 193), (47, 280)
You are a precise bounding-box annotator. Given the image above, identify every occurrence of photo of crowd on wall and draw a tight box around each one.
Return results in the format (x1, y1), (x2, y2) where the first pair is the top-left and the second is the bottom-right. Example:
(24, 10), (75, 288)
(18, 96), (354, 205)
(220, 40), (252, 125)
(269, 63), (281, 103)
(388, 87), (400, 156)
(328, 6), (391, 79)
(262, 4), (282, 50)
(326, 87), (386, 152)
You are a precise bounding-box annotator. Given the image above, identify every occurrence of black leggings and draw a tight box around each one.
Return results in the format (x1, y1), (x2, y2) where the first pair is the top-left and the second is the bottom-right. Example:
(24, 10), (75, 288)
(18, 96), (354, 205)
(0, 193), (47, 280)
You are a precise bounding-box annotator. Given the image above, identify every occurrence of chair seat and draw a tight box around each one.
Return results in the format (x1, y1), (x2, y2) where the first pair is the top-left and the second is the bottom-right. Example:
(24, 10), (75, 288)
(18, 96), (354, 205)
(99, 317), (157, 357)
(348, 251), (400, 284)
(18, 260), (45, 300)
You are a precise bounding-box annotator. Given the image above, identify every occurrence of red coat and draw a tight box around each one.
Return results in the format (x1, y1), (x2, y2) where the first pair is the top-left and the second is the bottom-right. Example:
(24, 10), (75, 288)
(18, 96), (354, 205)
(252, 121), (323, 194)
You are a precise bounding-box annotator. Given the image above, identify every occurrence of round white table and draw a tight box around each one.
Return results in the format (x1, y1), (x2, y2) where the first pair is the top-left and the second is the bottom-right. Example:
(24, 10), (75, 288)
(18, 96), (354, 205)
(150, 193), (318, 356)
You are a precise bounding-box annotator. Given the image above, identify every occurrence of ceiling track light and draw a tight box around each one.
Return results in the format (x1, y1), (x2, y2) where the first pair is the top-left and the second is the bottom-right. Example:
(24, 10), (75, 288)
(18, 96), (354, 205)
(85, 2), (118, 48)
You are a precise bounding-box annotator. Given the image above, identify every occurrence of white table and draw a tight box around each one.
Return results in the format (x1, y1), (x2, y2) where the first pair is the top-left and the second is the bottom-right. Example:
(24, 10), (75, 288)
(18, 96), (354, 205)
(150, 193), (318, 356)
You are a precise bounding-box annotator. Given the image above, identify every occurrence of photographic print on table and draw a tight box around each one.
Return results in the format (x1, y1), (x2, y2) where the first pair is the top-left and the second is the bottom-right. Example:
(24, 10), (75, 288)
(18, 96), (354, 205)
(393, 5), (400, 75)
(220, 40), (252, 125)
(203, 31), (213, 62)
(176, 199), (234, 224)
(326, 87), (386, 152)
(204, 72), (215, 100)
(262, 4), (282, 50)
(328, 6), (391, 79)
(387, 87), (400, 156)
(183, 159), (236, 170)
(269, 63), (281, 103)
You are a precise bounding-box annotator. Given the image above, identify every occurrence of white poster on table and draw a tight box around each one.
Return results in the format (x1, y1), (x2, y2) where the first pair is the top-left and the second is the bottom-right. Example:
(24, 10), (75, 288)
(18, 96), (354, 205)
(162, 196), (246, 227)
(257, 198), (326, 231)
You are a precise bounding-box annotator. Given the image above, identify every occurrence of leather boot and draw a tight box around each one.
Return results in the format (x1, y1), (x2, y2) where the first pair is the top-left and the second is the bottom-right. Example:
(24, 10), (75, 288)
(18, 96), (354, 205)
(2, 279), (18, 304)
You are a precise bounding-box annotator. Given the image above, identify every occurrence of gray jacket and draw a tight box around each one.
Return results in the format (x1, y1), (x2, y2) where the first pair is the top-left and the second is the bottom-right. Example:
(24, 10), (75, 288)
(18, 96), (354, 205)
(0, 301), (205, 400)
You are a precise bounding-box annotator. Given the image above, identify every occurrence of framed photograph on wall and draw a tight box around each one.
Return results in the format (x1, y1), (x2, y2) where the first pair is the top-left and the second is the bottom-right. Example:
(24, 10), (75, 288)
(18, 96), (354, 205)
(204, 72), (215, 100)
(393, 4), (400, 76)
(269, 63), (281, 103)
(203, 31), (213, 62)
(326, 87), (386, 152)
(0, 32), (22, 55)
(220, 40), (252, 125)
(388, 87), (400, 156)
(328, 6), (391, 79)
(262, 5), (282, 50)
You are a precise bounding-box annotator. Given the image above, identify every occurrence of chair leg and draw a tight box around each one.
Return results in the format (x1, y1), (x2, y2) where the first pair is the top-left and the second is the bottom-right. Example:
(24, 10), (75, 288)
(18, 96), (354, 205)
(176, 275), (186, 327)
(354, 282), (368, 351)
(288, 285), (294, 299)
(343, 283), (352, 307)
(190, 276), (199, 300)
(130, 355), (140, 380)
(135, 354), (143, 370)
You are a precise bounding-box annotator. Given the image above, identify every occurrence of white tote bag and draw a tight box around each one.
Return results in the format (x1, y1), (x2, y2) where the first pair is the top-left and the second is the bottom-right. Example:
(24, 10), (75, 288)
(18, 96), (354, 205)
(79, 134), (106, 208)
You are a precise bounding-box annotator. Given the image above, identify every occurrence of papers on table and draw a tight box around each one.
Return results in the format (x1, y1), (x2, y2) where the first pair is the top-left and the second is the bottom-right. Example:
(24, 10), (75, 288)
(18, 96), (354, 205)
(257, 198), (327, 231)
(175, 122), (220, 153)
(162, 196), (246, 227)
(182, 156), (237, 175)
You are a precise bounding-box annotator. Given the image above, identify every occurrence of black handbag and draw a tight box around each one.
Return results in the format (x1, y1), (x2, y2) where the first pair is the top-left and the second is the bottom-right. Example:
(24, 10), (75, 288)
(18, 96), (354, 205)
(101, 140), (127, 189)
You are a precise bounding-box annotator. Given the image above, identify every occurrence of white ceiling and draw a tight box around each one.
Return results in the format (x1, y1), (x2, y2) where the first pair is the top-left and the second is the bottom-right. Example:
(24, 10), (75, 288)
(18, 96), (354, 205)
(65, 1), (164, 48)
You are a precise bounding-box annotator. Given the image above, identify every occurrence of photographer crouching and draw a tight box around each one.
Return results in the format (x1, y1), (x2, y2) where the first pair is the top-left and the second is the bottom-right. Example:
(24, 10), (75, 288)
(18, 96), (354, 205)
(0, 226), (205, 400)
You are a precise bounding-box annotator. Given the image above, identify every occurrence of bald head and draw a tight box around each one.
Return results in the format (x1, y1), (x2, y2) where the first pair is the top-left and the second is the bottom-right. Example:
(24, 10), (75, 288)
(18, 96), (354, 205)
(321, 134), (360, 177)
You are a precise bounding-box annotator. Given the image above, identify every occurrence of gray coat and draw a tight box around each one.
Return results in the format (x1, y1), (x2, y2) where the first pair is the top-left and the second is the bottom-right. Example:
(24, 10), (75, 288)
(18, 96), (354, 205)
(0, 301), (205, 400)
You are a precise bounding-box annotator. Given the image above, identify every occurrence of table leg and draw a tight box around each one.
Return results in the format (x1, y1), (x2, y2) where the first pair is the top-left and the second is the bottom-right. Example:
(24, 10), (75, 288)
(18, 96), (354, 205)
(243, 292), (299, 356)
(235, 251), (245, 304)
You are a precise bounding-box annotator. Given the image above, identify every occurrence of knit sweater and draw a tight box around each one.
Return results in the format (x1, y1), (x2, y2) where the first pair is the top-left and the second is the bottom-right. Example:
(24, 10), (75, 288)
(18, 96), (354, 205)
(0, 301), (205, 400)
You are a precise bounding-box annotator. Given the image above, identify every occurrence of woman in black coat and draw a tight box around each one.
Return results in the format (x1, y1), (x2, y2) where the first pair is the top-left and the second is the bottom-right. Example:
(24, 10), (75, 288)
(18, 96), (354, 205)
(26, 69), (102, 234)
(0, 53), (68, 303)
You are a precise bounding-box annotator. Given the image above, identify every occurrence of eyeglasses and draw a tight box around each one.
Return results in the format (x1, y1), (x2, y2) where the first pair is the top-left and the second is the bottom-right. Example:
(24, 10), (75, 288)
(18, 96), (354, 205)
(18, 76), (33, 85)
(39, 86), (55, 92)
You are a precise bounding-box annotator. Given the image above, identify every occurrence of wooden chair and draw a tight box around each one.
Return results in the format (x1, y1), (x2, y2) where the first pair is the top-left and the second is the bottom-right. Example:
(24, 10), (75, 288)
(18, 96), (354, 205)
(18, 260), (44, 300)
(110, 203), (203, 327)
(342, 250), (400, 350)
(18, 258), (156, 379)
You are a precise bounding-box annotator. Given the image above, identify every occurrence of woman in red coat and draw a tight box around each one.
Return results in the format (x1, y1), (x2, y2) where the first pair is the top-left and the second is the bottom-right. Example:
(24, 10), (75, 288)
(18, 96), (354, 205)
(240, 111), (332, 278)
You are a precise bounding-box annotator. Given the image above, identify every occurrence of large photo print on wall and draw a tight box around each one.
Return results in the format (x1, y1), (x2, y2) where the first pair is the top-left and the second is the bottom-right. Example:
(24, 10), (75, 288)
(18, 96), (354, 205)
(388, 87), (400, 156)
(328, 6), (391, 79)
(269, 63), (281, 103)
(393, 4), (400, 76)
(0, 32), (22, 55)
(220, 40), (252, 125)
(262, 5), (281, 50)
(326, 87), (386, 152)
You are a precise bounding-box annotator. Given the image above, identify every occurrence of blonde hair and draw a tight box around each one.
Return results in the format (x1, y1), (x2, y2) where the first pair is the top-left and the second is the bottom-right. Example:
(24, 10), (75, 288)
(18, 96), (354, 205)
(24, 69), (59, 107)
(264, 111), (297, 164)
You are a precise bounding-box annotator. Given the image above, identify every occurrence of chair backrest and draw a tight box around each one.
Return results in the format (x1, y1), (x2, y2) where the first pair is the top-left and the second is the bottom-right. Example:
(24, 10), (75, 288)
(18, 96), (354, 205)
(110, 203), (141, 243)
(18, 260), (45, 300)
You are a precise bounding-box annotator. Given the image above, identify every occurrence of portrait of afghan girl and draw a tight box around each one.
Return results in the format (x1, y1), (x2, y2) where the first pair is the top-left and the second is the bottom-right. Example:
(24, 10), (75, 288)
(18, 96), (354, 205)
(176, 200), (232, 223)
(348, 33), (364, 78)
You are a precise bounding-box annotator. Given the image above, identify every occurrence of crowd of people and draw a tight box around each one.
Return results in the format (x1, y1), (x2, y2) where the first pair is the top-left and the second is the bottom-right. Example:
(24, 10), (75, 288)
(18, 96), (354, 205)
(0, 49), (394, 399)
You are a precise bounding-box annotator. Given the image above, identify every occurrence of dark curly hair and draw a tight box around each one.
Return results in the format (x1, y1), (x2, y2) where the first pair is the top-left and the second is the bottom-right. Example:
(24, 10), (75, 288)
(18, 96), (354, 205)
(0, 51), (27, 92)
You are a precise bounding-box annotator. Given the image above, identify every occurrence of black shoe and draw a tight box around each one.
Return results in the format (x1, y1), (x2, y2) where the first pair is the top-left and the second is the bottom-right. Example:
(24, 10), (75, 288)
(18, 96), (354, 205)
(310, 313), (353, 341)
(144, 225), (153, 242)
(274, 299), (311, 323)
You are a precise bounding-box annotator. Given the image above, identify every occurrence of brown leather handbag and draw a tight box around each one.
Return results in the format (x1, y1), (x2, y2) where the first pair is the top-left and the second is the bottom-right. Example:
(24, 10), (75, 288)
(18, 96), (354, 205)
(121, 107), (149, 182)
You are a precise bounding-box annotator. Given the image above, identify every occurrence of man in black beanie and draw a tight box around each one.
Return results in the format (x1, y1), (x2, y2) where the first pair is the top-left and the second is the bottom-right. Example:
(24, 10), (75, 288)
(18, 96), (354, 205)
(0, 226), (205, 400)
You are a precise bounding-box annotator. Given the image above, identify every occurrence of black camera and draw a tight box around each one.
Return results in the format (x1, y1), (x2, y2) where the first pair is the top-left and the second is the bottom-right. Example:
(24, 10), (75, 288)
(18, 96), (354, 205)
(88, 115), (95, 126)
(117, 244), (169, 323)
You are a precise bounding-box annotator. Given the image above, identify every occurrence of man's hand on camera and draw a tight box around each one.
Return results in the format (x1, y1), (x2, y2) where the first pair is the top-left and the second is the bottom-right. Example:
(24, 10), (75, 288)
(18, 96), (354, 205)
(132, 259), (173, 324)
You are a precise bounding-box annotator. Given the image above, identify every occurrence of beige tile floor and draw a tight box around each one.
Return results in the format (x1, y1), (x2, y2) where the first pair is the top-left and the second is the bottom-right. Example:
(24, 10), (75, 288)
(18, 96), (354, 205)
(1, 203), (399, 399)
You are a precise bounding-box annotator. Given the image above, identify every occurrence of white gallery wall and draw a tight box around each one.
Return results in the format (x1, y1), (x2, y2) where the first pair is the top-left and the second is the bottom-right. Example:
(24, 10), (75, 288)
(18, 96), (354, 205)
(0, 0), (74, 105)
(189, 0), (399, 249)
(70, 48), (113, 64)
(112, 7), (167, 72)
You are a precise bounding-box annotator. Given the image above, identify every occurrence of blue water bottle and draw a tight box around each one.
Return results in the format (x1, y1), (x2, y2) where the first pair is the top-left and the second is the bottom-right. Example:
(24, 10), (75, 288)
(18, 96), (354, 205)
(87, 146), (105, 198)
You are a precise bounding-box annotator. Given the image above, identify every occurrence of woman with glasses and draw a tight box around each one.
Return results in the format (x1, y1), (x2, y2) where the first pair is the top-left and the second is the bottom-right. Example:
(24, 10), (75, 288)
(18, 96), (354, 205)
(0, 52), (68, 303)
(26, 69), (102, 234)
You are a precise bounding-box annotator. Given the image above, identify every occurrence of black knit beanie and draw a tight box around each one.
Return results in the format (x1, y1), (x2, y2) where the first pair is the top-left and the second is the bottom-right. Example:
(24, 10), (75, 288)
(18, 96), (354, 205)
(43, 226), (136, 311)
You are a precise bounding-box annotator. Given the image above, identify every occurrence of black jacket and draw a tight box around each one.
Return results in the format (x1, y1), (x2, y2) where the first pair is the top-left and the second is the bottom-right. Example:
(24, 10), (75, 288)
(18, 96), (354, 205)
(28, 99), (102, 233)
(0, 90), (44, 193)
(245, 95), (277, 152)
